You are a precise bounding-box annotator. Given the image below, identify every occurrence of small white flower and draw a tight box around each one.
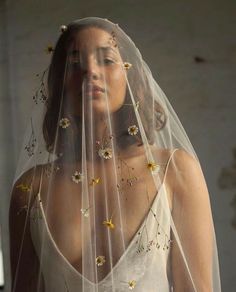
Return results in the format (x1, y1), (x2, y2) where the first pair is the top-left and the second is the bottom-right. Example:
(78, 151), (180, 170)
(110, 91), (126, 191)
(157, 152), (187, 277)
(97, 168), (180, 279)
(128, 125), (139, 136)
(98, 147), (112, 159)
(59, 117), (70, 129)
(71, 171), (83, 183)
(81, 208), (90, 217)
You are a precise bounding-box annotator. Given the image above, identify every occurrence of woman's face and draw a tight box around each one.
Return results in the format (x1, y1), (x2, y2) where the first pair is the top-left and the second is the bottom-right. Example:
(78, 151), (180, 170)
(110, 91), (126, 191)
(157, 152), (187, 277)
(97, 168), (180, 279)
(65, 27), (127, 116)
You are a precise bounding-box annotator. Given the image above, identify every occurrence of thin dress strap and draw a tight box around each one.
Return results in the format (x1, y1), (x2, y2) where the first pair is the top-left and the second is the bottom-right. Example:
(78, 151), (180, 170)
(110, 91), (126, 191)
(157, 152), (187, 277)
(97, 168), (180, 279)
(163, 148), (179, 183)
(37, 166), (44, 202)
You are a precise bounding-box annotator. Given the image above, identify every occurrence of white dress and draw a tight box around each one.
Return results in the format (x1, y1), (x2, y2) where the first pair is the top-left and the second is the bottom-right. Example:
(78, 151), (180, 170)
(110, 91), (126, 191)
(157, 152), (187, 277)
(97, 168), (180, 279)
(30, 150), (177, 292)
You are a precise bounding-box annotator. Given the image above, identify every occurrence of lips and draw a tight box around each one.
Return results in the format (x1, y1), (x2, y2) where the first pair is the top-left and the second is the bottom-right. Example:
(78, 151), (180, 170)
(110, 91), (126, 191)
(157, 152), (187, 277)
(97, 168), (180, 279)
(84, 83), (105, 94)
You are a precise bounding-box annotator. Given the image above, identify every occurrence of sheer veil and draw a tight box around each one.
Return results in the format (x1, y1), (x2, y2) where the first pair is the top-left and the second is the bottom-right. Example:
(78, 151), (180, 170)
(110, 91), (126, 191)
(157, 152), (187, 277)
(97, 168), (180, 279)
(9, 17), (221, 291)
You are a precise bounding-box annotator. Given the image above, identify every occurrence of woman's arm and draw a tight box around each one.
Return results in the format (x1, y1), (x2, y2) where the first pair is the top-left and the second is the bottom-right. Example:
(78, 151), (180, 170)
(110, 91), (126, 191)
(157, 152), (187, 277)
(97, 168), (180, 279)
(170, 149), (214, 292)
(9, 174), (45, 292)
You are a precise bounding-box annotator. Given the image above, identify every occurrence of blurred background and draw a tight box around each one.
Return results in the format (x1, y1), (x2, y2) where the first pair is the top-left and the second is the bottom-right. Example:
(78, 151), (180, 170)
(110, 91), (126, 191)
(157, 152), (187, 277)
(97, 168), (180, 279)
(0, 0), (235, 291)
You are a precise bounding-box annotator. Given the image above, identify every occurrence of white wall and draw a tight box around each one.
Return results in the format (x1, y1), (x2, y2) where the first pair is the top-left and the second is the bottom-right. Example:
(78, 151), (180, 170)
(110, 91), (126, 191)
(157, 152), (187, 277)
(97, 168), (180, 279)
(1, 0), (236, 291)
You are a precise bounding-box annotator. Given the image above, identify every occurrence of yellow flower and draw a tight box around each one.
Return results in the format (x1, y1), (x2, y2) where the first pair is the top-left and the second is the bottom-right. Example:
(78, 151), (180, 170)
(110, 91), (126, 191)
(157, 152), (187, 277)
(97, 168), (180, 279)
(128, 280), (136, 289)
(147, 161), (160, 173)
(124, 62), (132, 70)
(59, 117), (70, 129)
(45, 45), (54, 54)
(95, 255), (106, 266)
(128, 125), (139, 136)
(103, 218), (115, 229)
(90, 177), (100, 186)
(16, 184), (31, 192)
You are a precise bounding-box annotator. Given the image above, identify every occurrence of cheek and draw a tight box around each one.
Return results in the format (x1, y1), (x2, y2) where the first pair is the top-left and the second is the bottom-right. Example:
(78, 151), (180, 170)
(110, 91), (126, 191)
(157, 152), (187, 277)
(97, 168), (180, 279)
(106, 69), (126, 113)
(108, 68), (127, 100)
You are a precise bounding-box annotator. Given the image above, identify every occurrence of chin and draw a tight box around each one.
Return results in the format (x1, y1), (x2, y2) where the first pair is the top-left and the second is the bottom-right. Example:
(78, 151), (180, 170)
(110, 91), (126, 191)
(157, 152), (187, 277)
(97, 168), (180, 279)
(91, 100), (121, 114)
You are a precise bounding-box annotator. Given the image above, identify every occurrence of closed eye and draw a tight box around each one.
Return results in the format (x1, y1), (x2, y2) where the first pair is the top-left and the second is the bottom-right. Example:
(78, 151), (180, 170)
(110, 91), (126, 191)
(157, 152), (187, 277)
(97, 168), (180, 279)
(103, 58), (115, 64)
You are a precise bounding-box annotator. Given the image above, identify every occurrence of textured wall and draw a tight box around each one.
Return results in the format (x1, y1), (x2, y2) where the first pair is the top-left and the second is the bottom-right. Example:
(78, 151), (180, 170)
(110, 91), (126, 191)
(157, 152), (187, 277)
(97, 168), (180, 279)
(0, 0), (235, 291)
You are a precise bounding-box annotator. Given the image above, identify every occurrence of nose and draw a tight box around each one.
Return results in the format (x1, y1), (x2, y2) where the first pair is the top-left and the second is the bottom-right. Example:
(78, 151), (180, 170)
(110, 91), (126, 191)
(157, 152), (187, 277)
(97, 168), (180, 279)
(81, 56), (99, 80)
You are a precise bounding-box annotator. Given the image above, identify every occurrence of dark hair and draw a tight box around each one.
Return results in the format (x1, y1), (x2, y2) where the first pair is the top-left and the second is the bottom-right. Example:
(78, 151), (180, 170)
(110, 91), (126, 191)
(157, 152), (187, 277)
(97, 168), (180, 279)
(43, 17), (167, 155)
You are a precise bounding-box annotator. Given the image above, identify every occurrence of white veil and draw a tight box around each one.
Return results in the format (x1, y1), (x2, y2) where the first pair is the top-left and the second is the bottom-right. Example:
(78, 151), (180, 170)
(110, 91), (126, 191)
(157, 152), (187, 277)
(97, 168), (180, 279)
(9, 17), (221, 292)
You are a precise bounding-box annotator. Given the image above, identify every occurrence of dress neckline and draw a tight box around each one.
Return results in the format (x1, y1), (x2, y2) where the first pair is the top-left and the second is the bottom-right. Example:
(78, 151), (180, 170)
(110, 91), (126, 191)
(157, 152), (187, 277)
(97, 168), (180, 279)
(36, 182), (166, 286)
(33, 148), (178, 286)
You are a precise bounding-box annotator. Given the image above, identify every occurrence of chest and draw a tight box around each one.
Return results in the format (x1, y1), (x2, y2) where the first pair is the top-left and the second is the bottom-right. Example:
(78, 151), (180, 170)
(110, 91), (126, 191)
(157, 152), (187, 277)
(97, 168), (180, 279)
(36, 154), (173, 280)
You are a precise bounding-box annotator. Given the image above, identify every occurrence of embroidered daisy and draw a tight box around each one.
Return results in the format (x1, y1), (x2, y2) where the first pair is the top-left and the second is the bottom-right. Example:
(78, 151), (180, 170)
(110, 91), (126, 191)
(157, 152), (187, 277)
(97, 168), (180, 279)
(98, 147), (112, 159)
(90, 177), (100, 186)
(80, 207), (90, 218)
(128, 125), (139, 136)
(71, 171), (83, 183)
(95, 255), (106, 266)
(123, 62), (132, 70)
(59, 117), (70, 129)
(128, 280), (136, 289)
(147, 161), (160, 173)
(103, 218), (115, 229)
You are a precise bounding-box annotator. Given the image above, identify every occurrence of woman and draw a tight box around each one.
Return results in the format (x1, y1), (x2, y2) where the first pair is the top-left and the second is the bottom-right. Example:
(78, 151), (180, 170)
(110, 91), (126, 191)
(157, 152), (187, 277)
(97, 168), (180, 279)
(9, 17), (221, 291)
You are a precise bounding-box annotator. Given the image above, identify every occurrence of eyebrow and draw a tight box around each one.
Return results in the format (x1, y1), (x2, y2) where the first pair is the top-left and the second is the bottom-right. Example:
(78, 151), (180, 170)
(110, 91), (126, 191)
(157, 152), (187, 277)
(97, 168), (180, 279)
(69, 46), (118, 56)
(99, 46), (117, 54)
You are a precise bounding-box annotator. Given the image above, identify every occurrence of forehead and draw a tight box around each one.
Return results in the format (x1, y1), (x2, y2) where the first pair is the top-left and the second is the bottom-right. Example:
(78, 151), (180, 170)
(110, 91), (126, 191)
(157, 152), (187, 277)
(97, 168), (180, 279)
(69, 27), (118, 53)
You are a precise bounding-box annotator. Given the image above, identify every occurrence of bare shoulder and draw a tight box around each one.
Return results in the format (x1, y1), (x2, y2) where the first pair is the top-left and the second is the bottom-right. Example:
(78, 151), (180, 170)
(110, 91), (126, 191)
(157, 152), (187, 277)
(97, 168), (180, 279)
(169, 148), (203, 186)
(151, 145), (198, 164)
(167, 148), (208, 203)
(151, 147), (201, 176)
(150, 146), (202, 209)
(10, 165), (44, 213)
(9, 165), (46, 291)
(170, 148), (200, 170)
